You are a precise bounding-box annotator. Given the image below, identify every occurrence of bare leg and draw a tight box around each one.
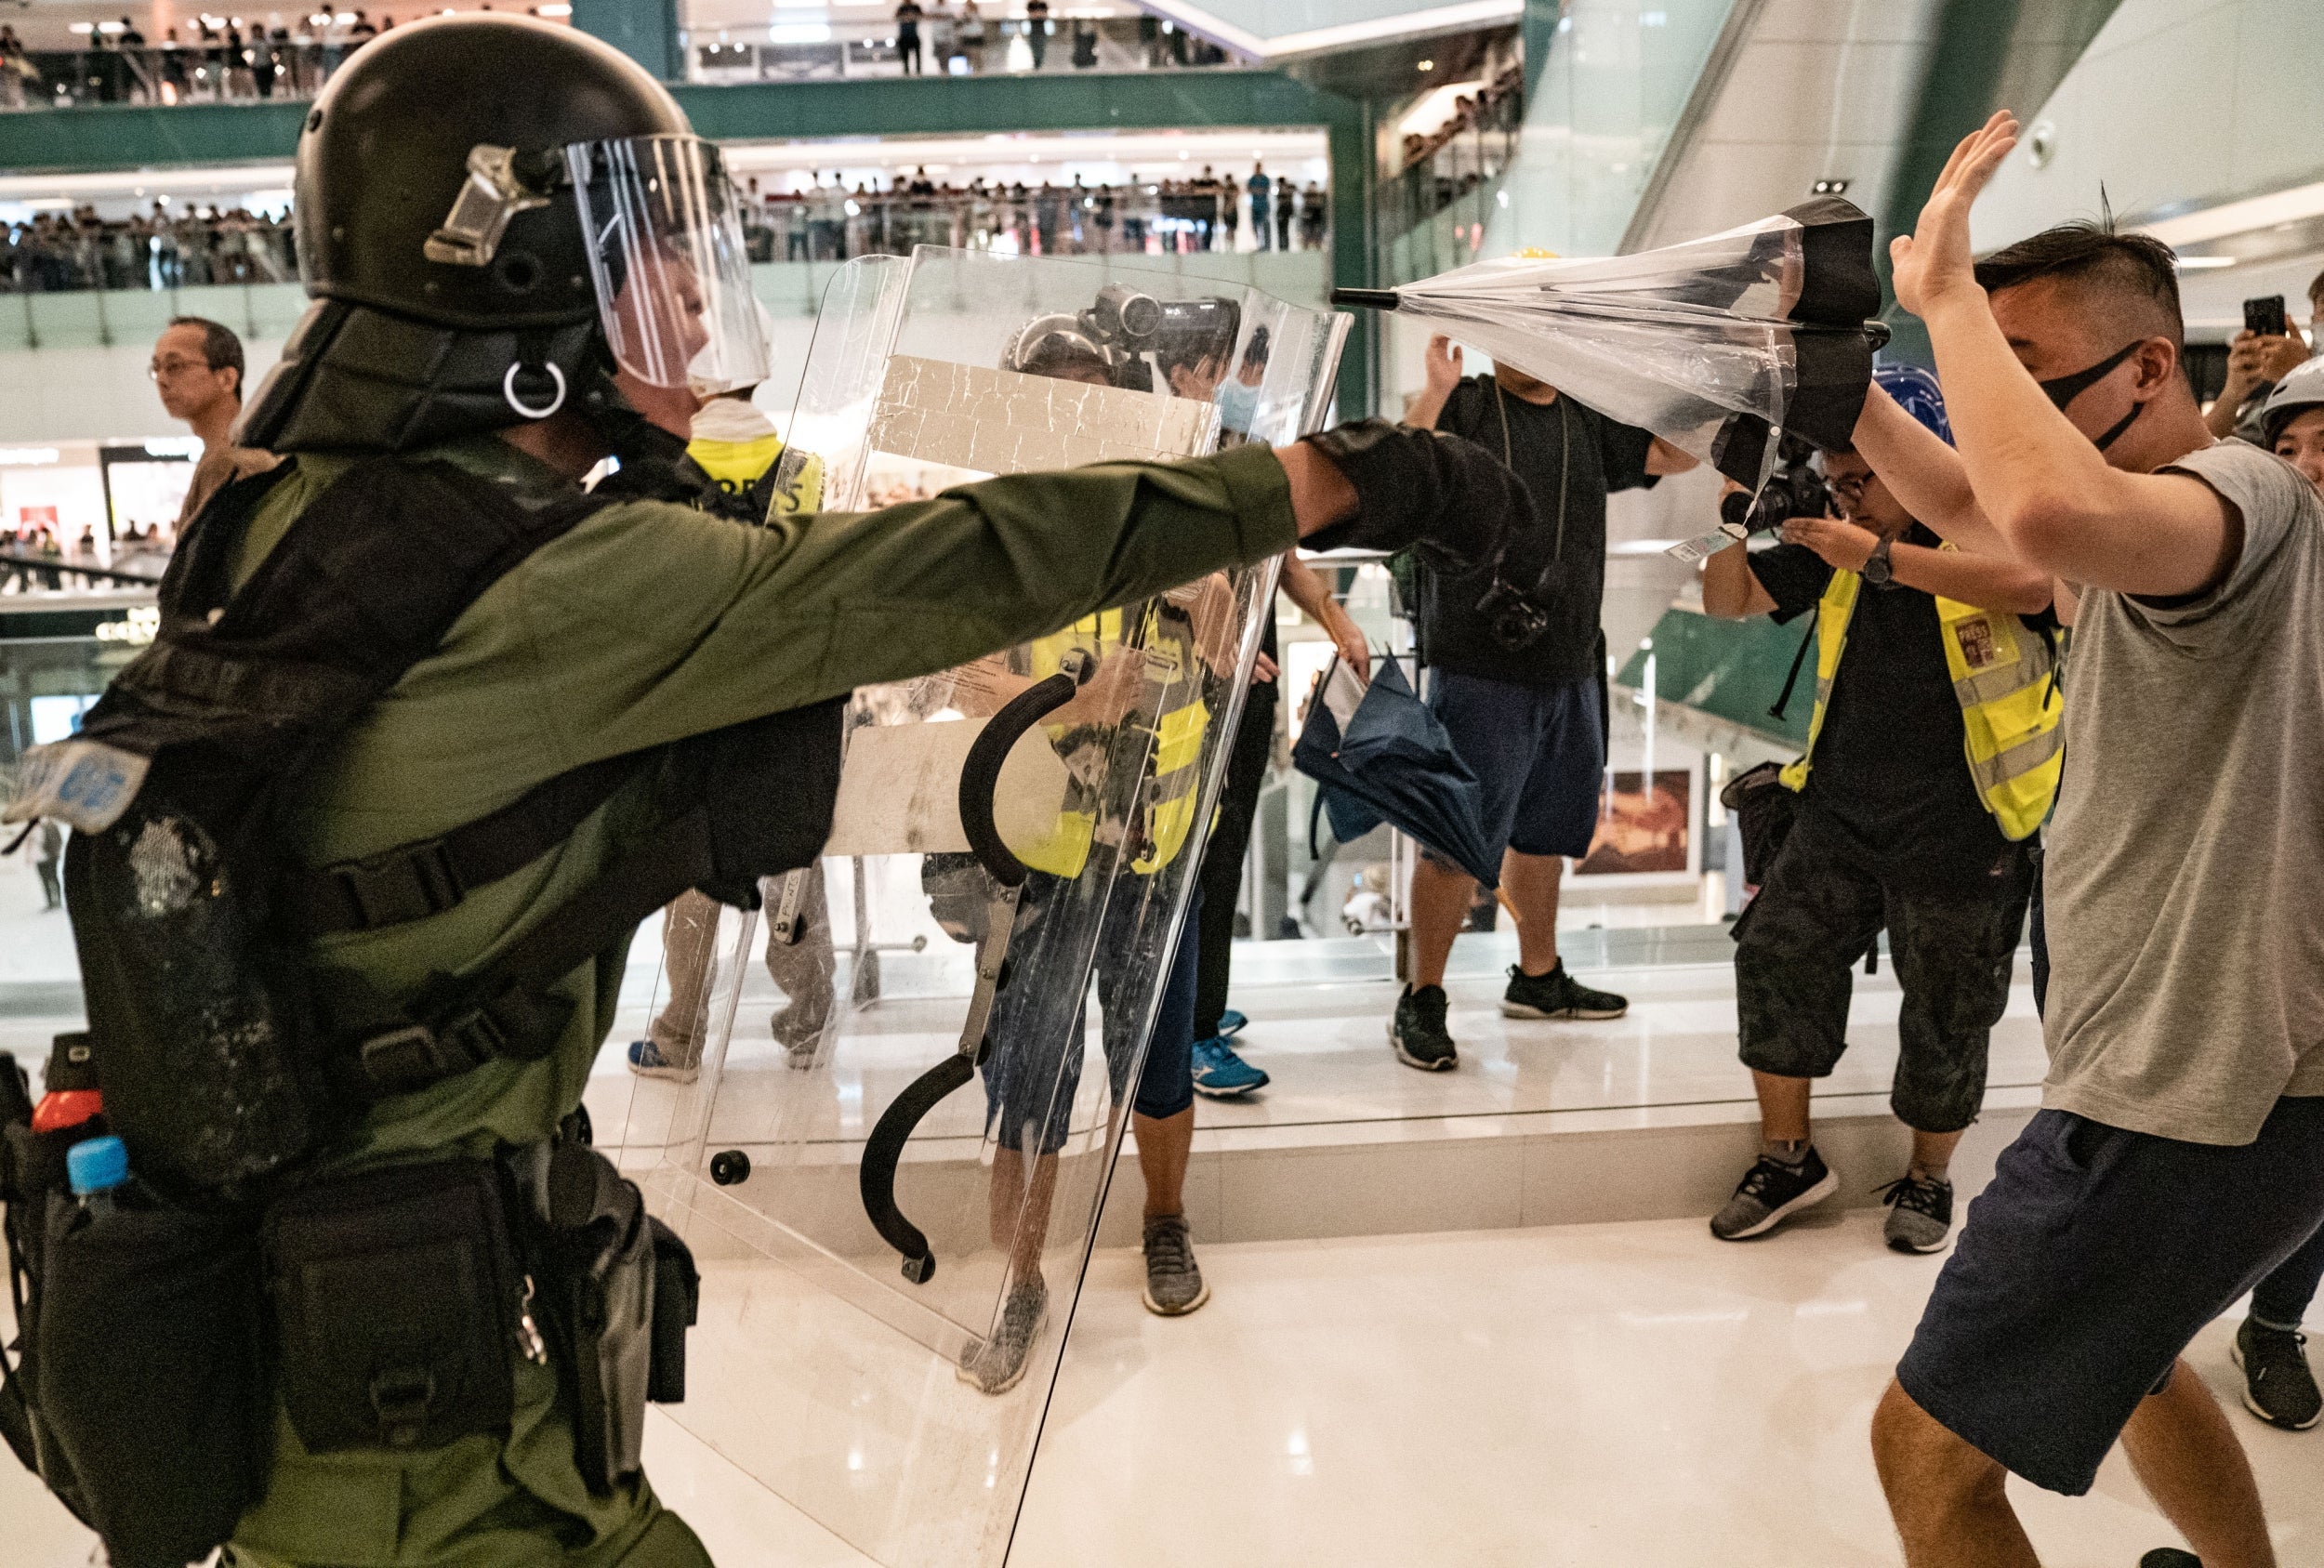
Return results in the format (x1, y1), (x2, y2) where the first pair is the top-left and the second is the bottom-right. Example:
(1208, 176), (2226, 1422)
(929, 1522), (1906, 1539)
(988, 1146), (1060, 1280)
(1502, 848), (1565, 976)
(1409, 855), (1475, 990)
(2119, 1361), (2278, 1568)
(1911, 1127), (1966, 1179)
(1751, 1069), (1813, 1146)
(1870, 1378), (2041, 1568)
(1134, 1106), (1193, 1219)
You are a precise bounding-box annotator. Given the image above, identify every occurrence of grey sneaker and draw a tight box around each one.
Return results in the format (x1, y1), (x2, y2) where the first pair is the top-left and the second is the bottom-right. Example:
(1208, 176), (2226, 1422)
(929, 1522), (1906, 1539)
(1878, 1173), (1955, 1254)
(1710, 1146), (1838, 1241)
(1141, 1215), (1210, 1317)
(958, 1274), (1049, 1395)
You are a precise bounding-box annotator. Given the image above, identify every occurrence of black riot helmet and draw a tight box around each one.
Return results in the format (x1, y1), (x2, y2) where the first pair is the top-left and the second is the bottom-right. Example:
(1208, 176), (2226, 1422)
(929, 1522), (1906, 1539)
(241, 14), (771, 455)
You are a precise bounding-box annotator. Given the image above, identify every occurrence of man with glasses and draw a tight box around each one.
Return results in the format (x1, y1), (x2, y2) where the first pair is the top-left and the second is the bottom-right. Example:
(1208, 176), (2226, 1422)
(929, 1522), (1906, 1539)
(1697, 368), (2057, 1254)
(150, 314), (274, 533)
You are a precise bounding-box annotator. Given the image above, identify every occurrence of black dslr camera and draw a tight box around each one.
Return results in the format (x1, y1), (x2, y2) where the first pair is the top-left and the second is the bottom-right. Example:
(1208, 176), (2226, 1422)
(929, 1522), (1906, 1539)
(1475, 573), (1553, 652)
(1719, 434), (1833, 534)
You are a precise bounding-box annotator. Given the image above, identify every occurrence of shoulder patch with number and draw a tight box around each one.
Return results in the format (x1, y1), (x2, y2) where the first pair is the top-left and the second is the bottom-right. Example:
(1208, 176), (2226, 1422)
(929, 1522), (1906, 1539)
(5, 739), (151, 833)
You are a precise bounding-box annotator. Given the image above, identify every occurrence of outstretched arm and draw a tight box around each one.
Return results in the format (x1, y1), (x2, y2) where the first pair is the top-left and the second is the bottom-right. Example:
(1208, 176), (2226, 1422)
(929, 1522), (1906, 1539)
(1851, 384), (2014, 557)
(1778, 515), (2052, 615)
(1892, 112), (2239, 598)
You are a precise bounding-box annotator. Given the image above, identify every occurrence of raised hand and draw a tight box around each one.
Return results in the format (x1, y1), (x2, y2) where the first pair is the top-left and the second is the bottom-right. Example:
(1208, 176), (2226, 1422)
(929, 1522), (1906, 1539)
(1891, 111), (2018, 318)
(1422, 334), (1464, 397)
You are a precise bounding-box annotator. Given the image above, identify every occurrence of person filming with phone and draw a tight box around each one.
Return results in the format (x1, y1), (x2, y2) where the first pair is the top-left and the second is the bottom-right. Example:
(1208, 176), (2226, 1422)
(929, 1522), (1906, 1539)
(1697, 366), (2058, 1253)
(2205, 277), (2322, 443)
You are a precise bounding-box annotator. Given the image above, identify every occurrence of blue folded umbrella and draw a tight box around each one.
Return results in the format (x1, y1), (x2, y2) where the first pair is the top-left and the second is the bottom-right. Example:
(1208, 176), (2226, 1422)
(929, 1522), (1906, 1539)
(1291, 654), (1502, 889)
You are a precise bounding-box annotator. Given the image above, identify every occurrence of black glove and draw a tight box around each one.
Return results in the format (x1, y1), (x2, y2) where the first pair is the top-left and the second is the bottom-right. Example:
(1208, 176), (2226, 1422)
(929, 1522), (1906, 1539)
(1297, 418), (1536, 570)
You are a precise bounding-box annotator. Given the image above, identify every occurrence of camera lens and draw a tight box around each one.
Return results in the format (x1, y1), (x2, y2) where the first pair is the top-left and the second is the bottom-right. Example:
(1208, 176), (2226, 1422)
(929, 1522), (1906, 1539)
(1118, 293), (1164, 341)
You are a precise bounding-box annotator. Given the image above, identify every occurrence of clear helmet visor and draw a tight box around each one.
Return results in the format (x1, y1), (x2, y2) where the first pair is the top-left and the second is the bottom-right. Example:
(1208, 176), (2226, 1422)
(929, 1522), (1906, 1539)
(567, 135), (772, 395)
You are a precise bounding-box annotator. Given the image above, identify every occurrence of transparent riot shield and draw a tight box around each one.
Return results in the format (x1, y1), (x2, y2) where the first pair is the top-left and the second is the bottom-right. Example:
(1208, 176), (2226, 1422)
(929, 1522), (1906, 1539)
(593, 247), (1349, 1567)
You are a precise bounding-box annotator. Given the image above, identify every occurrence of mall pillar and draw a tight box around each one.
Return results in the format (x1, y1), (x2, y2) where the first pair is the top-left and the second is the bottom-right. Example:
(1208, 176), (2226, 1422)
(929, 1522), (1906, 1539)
(573, 0), (682, 82)
(1325, 95), (1380, 418)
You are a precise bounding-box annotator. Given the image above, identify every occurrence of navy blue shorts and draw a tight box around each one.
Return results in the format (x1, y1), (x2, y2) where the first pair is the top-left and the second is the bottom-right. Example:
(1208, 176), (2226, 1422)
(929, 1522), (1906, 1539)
(1896, 1097), (2324, 1496)
(1424, 669), (1604, 865)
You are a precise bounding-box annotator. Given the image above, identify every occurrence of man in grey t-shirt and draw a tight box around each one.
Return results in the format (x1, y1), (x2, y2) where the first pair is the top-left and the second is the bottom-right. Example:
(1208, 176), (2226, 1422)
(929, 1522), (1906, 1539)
(1849, 112), (2324, 1567)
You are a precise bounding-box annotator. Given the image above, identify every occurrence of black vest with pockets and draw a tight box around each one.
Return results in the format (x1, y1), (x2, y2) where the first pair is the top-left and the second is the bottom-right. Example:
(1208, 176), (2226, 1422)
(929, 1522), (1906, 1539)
(62, 456), (841, 1204)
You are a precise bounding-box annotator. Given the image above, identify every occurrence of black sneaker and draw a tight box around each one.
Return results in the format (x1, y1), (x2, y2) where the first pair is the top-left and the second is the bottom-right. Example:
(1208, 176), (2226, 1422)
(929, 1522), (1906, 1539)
(1391, 983), (1458, 1072)
(2232, 1316), (2321, 1430)
(1710, 1146), (1838, 1241)
(1877, 1172), (1955, 1254)
(1499, 962), (1628, 1021)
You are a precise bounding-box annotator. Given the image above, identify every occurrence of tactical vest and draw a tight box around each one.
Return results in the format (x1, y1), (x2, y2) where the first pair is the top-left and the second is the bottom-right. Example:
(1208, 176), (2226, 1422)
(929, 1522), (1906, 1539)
(34, 455), (843, 1202)
(1776, 555), (2062, 841)
(1013, 606), (1209, 879)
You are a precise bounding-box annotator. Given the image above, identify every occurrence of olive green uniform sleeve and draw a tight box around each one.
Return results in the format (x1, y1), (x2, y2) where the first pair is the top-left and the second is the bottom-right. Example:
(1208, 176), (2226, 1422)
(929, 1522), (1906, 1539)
(507, 440), (1294, 768)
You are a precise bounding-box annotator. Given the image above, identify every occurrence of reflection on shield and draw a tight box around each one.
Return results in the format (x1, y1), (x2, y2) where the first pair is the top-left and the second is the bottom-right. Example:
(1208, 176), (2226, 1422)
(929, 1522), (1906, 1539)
(592, 247), (1350, 1567)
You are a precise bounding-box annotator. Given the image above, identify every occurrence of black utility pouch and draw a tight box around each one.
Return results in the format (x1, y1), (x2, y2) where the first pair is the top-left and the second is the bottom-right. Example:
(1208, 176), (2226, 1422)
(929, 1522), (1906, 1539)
(533, 1142), (655, 1495)
(646, 1218), (698, 1404)
(264, 1159), (524, 1454)
(34, 1185), (268, 1568)
(0, 1052), (86, 1507)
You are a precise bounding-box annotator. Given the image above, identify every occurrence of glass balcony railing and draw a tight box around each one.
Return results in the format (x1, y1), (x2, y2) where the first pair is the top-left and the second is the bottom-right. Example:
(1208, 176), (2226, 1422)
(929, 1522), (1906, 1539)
(687, 15), (1239, 83)
(1374, 66), (1524, 285)
(7, 186), (1328, 295)
(0, 38), (348, 110)
(0, 14), (1241, 111)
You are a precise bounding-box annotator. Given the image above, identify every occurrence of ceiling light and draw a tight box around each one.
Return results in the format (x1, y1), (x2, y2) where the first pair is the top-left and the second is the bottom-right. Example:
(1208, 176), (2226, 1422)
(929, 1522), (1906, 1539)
(2138, 179), (2324, 249)
(1416, 59), (1433, 71)
(2175, 256), (2238, 270)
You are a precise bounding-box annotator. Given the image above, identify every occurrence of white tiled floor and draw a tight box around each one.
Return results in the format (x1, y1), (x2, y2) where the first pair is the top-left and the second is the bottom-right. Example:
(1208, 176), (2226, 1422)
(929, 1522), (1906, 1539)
(19, 1210), (2308, 1567)
(1009, 1215), (2322, 1568)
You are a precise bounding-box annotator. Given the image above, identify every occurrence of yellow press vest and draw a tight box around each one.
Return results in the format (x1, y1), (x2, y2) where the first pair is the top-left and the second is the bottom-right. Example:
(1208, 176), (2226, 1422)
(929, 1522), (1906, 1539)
(685, 430), (825, 518)
(1776, 552), (2061, 841)
(1013, 607), (1211, 880)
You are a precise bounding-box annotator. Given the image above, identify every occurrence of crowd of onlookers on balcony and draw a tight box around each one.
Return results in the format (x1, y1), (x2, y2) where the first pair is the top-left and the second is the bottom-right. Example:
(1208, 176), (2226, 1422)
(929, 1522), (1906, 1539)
(4, 164), (1329, 293)
(3, 205), (294, 294)
(738, 165), (1328, 261)
(0, 4), (1235, 109)
(0, 12), (408, 108)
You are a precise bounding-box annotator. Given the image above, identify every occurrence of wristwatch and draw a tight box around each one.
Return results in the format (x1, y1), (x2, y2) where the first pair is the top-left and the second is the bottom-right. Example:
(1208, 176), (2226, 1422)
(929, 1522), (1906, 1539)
(1862, 534), (1895, 586)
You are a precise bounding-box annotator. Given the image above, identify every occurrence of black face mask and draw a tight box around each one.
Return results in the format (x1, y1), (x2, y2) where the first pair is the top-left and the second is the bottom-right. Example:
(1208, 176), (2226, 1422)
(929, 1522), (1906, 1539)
(2037, 339), (2146, 451)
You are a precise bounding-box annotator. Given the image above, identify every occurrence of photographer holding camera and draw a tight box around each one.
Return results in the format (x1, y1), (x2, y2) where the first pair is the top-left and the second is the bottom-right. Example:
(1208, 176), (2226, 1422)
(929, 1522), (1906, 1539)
(1392, 335), (1697, 1073)
(1698, 367), (2057, 1252)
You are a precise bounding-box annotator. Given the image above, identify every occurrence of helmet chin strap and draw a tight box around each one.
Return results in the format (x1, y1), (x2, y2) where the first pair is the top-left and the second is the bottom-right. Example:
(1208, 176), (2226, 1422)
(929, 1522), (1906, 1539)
(570, 348), (721, 507)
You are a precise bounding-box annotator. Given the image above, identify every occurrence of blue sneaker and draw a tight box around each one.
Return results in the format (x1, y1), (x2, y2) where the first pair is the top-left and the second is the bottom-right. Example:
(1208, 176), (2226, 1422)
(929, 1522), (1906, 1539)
(1190, 1037), (1268, 1099)
(627, 1038), (699, 1084)
(1216, 1009), (1248, 1037)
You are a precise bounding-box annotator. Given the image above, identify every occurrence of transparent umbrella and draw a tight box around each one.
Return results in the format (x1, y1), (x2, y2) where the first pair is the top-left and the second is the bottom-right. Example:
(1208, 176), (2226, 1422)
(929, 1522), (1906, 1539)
(1334, 196), (1890, 559)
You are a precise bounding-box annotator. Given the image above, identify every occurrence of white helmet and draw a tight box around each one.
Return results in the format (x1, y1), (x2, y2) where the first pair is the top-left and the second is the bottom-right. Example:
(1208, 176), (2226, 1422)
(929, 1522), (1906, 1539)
(2260, 356), (2324, 446)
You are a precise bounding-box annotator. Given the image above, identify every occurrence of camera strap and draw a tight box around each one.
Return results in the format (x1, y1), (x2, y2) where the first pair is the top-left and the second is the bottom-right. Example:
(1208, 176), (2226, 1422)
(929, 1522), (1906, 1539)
(1490, 378), (1571, 597)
